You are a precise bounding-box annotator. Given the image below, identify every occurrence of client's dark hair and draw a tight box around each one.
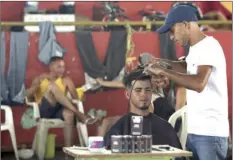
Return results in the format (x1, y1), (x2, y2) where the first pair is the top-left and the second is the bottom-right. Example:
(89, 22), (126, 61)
(123, 69), (151, 89)
(49, 56), (64, 65)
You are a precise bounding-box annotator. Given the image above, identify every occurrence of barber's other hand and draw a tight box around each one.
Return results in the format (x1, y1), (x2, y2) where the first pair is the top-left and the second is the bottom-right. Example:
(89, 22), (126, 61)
(148, 57), (163, 65)
(145, 63), (165, 75)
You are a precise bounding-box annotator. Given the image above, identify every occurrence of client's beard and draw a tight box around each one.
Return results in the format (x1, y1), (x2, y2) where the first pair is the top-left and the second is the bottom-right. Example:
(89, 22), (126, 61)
(138, 105), (149, 111)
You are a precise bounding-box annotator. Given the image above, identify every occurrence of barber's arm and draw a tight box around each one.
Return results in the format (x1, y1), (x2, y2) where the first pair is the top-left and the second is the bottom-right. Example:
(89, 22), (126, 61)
(169, 61), (187, 73)
(145, 63), (212, 93)
(150, 58), (187, 73)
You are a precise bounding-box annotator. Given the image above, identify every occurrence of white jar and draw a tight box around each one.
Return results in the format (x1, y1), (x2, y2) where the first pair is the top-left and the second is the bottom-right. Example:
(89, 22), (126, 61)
(88, 136), (104, 152)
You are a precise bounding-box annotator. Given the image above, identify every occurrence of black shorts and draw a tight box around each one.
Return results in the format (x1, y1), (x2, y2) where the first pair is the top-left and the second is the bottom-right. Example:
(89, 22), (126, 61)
(39, 97), (64, 120)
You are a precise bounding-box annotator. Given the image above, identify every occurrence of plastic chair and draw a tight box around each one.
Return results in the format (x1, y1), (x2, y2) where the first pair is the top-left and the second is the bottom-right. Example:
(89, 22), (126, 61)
(25, 92), (88, 160)
(168, 105), (187, 150)
(1, 105), (19, 160)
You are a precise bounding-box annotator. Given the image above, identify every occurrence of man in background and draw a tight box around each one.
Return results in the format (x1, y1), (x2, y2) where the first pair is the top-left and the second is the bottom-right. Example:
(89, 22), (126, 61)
(26, 56), (97, 154)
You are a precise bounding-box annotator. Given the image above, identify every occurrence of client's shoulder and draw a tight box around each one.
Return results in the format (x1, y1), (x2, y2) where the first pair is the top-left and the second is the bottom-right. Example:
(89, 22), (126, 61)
(150, 113), (173, 127)
(113, 113), (133, 124)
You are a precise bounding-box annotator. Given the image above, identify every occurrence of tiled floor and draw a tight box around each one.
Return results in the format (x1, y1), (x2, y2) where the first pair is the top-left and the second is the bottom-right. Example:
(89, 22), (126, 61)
(1, 149), (68, 160)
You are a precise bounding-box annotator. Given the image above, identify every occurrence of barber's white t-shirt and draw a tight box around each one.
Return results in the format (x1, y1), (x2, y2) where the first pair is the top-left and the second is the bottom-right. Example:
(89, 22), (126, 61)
(186, 36), (229, 137)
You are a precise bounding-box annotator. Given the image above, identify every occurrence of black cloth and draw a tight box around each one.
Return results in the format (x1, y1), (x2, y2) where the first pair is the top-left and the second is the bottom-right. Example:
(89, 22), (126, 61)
(153, 97), (175, 121)
(153, 97), (182, 133)
(75, 31), (127, 81)
(104, 112), (182, 150)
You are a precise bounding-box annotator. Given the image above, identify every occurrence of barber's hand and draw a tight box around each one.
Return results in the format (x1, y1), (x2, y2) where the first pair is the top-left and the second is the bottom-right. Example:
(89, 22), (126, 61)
(148, 57), (163, 64)
(145, 63), (165, 75)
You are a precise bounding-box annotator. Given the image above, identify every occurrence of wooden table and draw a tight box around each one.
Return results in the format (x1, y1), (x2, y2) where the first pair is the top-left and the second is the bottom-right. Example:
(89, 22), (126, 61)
(63, 145), (192, 159)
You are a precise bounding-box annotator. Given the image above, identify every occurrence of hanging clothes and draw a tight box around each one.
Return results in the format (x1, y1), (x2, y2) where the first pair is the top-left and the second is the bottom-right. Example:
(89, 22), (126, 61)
(7, 32), (29, 104)
(1, 32), (29, 105)
(38, 21), (66, 65)
(75, 31), (127, 90)
(0, 32), (9, 104)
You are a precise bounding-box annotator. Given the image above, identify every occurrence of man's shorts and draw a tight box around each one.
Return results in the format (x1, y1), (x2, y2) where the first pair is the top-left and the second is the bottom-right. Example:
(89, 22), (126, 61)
(39, 97), (64, 120)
